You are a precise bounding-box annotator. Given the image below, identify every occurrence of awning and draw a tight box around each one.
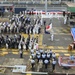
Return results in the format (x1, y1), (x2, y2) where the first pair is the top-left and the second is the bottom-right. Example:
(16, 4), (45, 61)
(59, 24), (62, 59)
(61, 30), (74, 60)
(68, 7), (75, 13)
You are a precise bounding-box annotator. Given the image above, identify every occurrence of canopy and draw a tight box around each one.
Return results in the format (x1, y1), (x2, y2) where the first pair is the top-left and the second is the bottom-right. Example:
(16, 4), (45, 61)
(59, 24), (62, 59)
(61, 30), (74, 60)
(68, 7), (75, 13)
(65, 2), (75, 13)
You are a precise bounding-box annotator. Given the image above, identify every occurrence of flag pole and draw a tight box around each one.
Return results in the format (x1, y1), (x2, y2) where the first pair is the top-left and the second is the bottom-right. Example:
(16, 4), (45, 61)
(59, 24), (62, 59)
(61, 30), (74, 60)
(45, 0), (47, 15)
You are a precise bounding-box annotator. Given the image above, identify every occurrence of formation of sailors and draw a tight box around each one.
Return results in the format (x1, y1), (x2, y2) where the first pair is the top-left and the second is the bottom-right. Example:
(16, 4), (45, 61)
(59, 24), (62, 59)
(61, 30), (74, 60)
(30, 49), (56, 71)
(0, 12), (41, 34)
(0, 34), (39, 51)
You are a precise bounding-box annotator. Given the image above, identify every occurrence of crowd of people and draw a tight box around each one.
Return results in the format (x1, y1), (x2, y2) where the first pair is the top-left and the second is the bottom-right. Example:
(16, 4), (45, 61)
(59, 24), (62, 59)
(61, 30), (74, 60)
(0, 11), (41, 34)
(0, 34), (39, 51)
(30, 49), (57, 72)
(0, 11), (42, 52)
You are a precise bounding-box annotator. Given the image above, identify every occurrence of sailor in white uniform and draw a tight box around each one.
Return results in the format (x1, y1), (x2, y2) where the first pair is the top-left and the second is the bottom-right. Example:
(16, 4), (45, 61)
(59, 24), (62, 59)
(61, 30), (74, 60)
(31, 58), (35, 68)
(51, 34), (54, 41)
